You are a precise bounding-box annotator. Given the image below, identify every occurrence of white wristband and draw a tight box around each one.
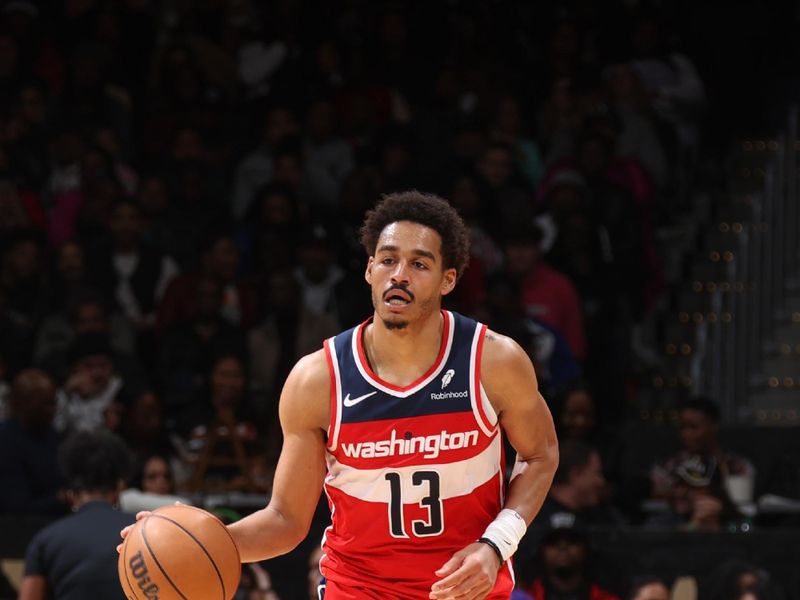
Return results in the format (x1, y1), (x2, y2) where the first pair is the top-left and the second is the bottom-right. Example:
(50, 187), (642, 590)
(480, 509), (527, 562)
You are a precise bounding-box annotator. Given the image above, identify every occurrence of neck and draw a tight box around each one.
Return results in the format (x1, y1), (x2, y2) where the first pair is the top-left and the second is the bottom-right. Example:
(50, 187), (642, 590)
(549, 484), (582, 510)
(364, 309), (444, 384)
(71, 490), (118, 510)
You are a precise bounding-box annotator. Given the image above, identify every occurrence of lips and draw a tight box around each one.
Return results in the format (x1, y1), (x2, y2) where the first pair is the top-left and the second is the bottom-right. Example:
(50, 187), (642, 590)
(383, 287), (413, 306)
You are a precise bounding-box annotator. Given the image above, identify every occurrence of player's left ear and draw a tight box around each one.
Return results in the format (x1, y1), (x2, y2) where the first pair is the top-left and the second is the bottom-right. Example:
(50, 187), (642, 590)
(440, 268), (457, 296)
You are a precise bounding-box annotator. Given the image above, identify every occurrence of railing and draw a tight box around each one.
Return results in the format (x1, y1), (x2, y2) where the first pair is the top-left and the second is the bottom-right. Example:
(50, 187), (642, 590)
(694, 106), (799, 422)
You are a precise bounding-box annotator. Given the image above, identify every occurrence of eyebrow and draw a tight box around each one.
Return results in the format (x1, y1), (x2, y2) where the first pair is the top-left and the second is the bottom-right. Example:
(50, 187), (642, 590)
(376, 244), (437, 261)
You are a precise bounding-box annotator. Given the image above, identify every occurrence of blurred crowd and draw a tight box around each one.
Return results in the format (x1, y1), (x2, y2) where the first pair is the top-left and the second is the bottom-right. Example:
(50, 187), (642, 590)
(0, 1), (794, 599)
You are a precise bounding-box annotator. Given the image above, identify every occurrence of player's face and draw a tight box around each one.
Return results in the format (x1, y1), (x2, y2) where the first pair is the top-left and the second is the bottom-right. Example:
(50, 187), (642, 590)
(365, 221), (456, 330)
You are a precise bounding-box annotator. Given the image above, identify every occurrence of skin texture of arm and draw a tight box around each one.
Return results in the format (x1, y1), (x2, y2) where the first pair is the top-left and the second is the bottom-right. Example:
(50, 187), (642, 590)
(430, 330), (559, 600)
(227, 350), (330, 562)
(18, 576), (48, 600)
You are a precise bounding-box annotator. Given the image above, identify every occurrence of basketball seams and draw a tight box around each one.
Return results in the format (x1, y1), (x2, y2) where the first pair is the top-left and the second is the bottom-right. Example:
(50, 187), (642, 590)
(141, 516), (190, 600)
(148, 512), (229, 600)
(154, 505), (242, 588)
(163, 505), (242, 566)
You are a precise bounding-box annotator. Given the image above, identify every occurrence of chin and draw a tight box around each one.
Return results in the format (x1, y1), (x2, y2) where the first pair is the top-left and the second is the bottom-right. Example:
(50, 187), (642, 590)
(382, 316), (409, 330)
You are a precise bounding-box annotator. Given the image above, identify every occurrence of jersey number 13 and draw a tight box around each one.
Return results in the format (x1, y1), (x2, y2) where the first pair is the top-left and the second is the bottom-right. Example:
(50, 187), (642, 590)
(385, 471), (444, 537)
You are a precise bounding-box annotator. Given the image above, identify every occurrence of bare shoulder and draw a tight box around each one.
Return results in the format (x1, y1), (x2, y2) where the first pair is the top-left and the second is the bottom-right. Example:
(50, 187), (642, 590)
(480, 329), (539, 415)
(279, 348), (331, 432)
(481, 329), (535, 377)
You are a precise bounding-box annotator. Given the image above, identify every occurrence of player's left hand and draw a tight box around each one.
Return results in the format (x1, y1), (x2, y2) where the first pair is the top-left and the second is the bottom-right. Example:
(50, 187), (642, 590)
(429, 542), (501, 599)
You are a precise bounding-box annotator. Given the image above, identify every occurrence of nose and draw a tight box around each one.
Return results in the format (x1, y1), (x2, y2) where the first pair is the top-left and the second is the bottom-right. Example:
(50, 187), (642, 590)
(390, 260), (410, 284)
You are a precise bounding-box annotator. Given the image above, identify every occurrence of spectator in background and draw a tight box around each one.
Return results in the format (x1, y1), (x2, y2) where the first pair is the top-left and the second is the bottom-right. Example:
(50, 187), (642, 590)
(449, 172), (503, 274)
(645, 453), (743, 532)
(19, 430), (134, 600)
(293, 224), (349, 325)
(0, 230), (48, 366)
(604, 63), (668, 193)
(504, 222), (586, 361)
(181, 354), (261, 492)
(0, 369), (66, 515)
(136, 173), (172, 253)
(35, 289), (139, 380)
(375, 124), (417, 193)
(4, 81), (52, 192)
(158, 230), (258, 333)
(54, 333), (125, 435)
(44, 124), (84, 208)
(249, 269), (338, 448)
(519, 526), (621, 600)
(553, 382), (623, 494)
(707, 560), (786, 600)
(158, 275), (246, 425)
(88, 199), (178, 342)
(236, 183), (304, 274)
(236, 563), (281, 600)
(119, 452), (189, 513)
(650, 397), (756, 504)
(475, 274), (580, 397)
(0, 179), (44, 238)
(475, 141), (535, 236)
(518, 439), (625, 566)
(44, 240), (87, 312)
(628, 577), (670, 600)
(117, 387), (175, 469)
(629, 13), (706, 164)
(301, 97), (354, 213)
(232, 104), (299, 220)
(57, 146), (126, 248)
(158, 159), (226, 271)
(488, 94), (545, 189)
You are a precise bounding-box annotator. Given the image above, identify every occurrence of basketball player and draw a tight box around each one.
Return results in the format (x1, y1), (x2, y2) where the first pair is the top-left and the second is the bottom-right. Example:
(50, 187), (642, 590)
(122, 191), (559, 599)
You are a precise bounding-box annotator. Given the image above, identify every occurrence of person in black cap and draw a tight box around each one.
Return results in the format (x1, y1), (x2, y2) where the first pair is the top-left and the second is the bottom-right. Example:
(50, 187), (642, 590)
(645, 453), (742, 531)
(649, 397), (755, 505)
(19, 430), (135, 600)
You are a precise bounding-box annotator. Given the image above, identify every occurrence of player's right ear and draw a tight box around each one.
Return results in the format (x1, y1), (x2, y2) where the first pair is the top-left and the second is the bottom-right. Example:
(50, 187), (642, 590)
(365, 256), (374, 284)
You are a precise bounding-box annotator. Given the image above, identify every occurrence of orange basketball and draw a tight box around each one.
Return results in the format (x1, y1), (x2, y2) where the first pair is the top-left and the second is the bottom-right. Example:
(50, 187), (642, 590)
(118, 504), (241, 600)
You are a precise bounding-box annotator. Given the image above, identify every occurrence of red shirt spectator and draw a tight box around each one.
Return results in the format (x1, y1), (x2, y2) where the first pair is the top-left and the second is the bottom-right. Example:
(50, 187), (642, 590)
(504, 223), (586, 361)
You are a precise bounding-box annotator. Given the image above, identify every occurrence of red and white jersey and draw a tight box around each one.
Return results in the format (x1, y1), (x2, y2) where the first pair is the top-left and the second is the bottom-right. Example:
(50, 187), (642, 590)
(320, 310), (514, 598)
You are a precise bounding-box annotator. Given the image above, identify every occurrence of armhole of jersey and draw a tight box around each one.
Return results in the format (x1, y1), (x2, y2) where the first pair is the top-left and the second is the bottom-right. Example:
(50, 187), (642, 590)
(469, 323), (497, 437)
(323, 338), (342, 451)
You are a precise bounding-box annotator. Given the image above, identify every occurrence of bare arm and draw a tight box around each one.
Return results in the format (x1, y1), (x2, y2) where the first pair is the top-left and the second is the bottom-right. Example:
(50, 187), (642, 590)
(482, 331), (559, 525)
(431, 330), (558, 599)
(18, 576), (48, 600)
(228, 350), (330, 562)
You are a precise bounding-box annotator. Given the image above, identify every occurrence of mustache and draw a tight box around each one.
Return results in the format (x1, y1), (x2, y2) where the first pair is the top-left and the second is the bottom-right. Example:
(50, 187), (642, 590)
(383, 284), (415, 301)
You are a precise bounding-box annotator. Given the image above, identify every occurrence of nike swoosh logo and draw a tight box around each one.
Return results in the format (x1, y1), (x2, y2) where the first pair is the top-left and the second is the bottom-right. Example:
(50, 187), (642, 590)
(343, 391), (378, 407)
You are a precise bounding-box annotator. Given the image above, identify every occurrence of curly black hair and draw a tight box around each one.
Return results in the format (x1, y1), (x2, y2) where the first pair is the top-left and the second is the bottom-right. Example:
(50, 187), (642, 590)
(59, 430), (133, 493)
(359, 191), (470, 279)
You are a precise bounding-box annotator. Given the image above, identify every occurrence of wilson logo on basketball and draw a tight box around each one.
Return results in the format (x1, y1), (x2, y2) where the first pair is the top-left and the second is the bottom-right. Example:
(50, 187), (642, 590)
(129, 551), (160, 599)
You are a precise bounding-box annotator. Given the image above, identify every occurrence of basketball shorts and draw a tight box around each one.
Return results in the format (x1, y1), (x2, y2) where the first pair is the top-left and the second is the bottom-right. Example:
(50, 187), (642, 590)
(318, 577), (511, 599)
(318, 578), (386, 599)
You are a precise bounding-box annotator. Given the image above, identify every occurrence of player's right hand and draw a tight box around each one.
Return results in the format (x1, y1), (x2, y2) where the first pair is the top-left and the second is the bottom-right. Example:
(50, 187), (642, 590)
(117, 511), (151, 554)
